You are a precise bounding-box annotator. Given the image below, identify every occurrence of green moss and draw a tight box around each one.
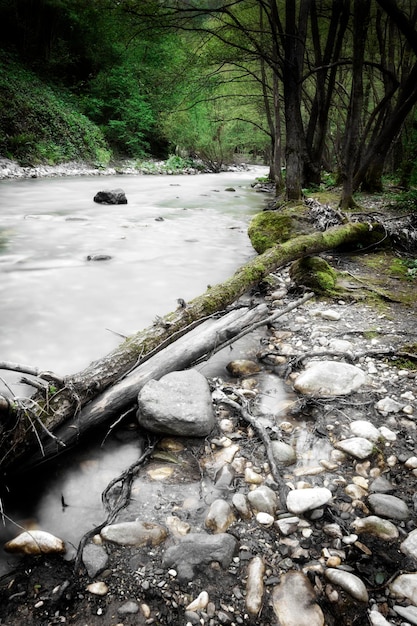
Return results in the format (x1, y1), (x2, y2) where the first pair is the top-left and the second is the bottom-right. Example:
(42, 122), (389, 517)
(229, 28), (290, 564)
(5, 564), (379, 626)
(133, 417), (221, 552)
(289, 256), (338, 294)
(247, 206), (312, 254)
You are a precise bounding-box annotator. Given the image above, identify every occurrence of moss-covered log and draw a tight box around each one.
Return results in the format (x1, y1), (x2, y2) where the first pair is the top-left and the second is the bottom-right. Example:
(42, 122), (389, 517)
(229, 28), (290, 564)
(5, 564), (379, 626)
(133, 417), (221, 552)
(1, 220), (374, 475)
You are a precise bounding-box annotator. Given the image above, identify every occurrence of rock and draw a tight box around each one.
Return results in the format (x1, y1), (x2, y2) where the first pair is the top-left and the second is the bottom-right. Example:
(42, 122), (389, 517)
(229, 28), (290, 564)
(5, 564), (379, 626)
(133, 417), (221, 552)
(271, 440), (297, 465)
(82, 542), (109, 577)
(286, 487), (332, 514)
(256, 512), (274, 526)
(245, 556), (265, 616)
(165, 516), (190, 537)
(244, 467), (264, 484)
(369, 476), (394, 493)
(117, 601), (140, 615)
(401, 528), (417, 560)
(294, 361), (367, 396)
(4, 530), (66, 555)
(367, 493), (410, 520)
(137, 369), (215, 436)
(232, 493), (252, 519)
(100, 520), (167, 547)
(335, 437), (375, 460)
(86, 581), (108, 596)
(205, 499), (235, 533)
(276, 516), (300, 535)
(186, 591), (209, 611)
(319, 309), (341, 321)
(247, 485), (278, 516)
(350, 419), (381, 442)
(272, 570), (324, 626)
(328, 338), (353, 351)
(226, 359), (260, 377)
(351, 516), (399, 540)
(324, 568), (369, 602)
(368, 609), (394, 626)
(393, 604), (417, 625)
(290, 256), (337, 295)
(389, 572), (417, 604)
(162, 533), (237, 583)
(86, 253), (112, 261)
(93, 188), (127, 204)
(375, 396), (404, 414)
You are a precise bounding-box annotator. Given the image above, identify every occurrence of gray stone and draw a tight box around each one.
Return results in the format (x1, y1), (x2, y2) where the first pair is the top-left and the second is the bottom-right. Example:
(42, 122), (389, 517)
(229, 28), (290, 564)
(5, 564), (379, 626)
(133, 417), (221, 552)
(368, 493), (410, 520)
(272, 571), (324, 626)
(335, 437), (374, 460)
(247, 485), (278, 516)
(324, 568), (369, 602)
(82, 543), (109, 578)
(286, 487), (332, 515)
(101, 520), (167, 547)
(137, 369), (215, 436)
(375, 396), (404, 414)
(117, 601), (139, 615)
(162, 533), (237, 583)
(293, 361), (367, 397)
(369, 476), (394, 493)
(368, 609), (394, 626)
(205, 499), (235, 533)
(271, 440), (297, 466)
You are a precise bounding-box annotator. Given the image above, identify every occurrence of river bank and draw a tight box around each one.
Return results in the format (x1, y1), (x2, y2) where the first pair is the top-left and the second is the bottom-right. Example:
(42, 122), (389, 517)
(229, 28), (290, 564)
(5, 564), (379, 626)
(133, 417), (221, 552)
(0, 157), (252, 180)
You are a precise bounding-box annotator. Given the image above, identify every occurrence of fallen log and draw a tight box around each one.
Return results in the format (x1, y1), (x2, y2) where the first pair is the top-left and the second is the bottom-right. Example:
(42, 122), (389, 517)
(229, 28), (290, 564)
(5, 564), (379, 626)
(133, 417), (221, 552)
(1, 220), (375, 476)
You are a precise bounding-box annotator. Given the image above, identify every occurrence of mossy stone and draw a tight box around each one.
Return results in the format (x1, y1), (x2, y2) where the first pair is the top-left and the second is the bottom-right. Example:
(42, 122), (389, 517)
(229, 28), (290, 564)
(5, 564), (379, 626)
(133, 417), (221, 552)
(248, 207), (310, 254)
(289, 256), (337, 294)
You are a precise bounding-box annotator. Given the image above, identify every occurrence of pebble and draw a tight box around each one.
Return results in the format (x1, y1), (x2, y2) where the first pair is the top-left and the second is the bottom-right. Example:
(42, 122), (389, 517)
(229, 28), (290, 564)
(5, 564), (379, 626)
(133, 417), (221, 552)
(367, 493), (411, 520)
(82, 542), (109, 578)
(270, 440), (297, 465)
(272, 571), (324, 625)
(86, 581), (108, 596)
(256, 512), (274, 527)
(389, 572), (417, 604)
(186, 591), (209, 611)
(368, 609), (395, 625)
(205, 499), (236, 533)
(393, 604), (417, 625)
(232, 493), (252, 519)
(350, 419), (381, 442)
(324, 568), (369, 602)
(247, 485), (278, 516)
(286, 487), (332, 514)
(351, 515), (399, 540)
(335, 437), (375, 460)
(245, 556), (265, 616)
(4, 530), (66, 555)
(294, 361), (368, 396)
(117, 601), (139, 615)
(375, 397), (404, 414)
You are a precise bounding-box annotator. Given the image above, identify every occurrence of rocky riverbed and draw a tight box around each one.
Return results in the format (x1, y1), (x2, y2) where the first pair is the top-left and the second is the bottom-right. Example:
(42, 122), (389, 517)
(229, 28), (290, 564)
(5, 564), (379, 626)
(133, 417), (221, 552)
(1, 245), (417, 626)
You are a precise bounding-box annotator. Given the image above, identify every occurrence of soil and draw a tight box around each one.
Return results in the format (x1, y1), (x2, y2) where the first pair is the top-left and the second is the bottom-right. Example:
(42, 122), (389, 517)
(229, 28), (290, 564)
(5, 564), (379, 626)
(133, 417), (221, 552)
(1, 191), (417, 626)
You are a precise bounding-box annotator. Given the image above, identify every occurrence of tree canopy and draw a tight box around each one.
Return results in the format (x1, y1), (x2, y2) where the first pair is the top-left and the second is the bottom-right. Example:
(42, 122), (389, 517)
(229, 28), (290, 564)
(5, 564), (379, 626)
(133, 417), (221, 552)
(1, 0), (417, 201)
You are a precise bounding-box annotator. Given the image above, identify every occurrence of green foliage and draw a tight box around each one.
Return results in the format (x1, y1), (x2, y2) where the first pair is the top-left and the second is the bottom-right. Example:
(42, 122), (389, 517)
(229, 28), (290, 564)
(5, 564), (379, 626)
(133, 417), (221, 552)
(390, 188), (417, 212)
(0, 52), (111, 166)
(81, 64), (155, 158)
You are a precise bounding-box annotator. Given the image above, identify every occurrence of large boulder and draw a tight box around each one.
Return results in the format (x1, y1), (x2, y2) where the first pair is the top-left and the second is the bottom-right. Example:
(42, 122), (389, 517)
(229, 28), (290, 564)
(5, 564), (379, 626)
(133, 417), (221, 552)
(93, 188), (127, 204)
(137, 369), (215, 436)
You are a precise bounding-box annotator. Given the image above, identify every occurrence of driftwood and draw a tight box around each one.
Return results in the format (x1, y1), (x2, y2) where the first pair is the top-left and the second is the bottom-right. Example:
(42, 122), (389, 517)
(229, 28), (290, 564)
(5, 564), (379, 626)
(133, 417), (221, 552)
(0, 220), (374, 476)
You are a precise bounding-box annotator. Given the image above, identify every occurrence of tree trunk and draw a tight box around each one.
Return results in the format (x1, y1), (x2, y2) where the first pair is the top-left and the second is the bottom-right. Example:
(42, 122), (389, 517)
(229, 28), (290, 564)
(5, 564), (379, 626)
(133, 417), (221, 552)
(0, 220), (374, 477)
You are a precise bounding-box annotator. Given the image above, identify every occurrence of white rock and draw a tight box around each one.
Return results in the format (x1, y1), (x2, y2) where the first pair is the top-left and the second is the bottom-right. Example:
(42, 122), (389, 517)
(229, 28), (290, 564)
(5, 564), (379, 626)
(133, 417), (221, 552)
(335, 437), (374, 460)
(351, 516), (399, 540)
(390, 572), (417, 605)
(350, 420), (380, 442)
(271, 440), (297, 466)
(393, 604), (417, 625)
(245, 556), (265, 616)
(101, 521), (167, 547)
(401, 529), (417, 560)
(328, 339), (353, 352)
(406, 457), (417, 470)
(186, 591), (209, 611)
(368, 608), (395, 626)
(256, 512), (275, 527)
(319, 310), (341, 321)
(286, 487), (332, 514)
(86, 582), (108, 596)
(4, 530), (66, 555)
(244, 467), (263, 484)
(272, 571), (324, 626)
(325, 568), (369, 602)
(375, 397), (404, 414)
(294, 361), (367, 397)
(378, 426), (397, 441)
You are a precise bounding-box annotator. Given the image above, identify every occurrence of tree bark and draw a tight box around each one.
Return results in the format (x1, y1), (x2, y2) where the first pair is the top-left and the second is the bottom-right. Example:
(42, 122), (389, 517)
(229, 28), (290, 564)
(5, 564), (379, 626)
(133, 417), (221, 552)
(0, 220), (374, 477)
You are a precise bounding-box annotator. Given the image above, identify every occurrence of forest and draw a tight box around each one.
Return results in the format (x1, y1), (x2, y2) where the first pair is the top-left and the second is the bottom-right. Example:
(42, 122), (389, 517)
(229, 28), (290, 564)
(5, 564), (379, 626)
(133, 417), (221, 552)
(0, 0), (417, 207)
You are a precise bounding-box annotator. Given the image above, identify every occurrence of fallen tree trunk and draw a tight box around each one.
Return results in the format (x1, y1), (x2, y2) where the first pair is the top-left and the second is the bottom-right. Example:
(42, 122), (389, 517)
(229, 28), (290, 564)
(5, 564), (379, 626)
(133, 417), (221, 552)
(1, 220), (374, 476)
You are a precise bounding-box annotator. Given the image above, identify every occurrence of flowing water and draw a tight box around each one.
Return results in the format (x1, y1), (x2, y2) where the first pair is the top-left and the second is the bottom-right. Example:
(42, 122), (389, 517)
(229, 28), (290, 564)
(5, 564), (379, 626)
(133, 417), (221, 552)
(0, 166), (276, 571)
(0, 167), (327, 575)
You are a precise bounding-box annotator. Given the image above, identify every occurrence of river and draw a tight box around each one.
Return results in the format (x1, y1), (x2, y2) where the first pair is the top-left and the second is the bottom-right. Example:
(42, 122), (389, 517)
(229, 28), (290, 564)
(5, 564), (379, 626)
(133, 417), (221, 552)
(0, 166), (272, 573)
